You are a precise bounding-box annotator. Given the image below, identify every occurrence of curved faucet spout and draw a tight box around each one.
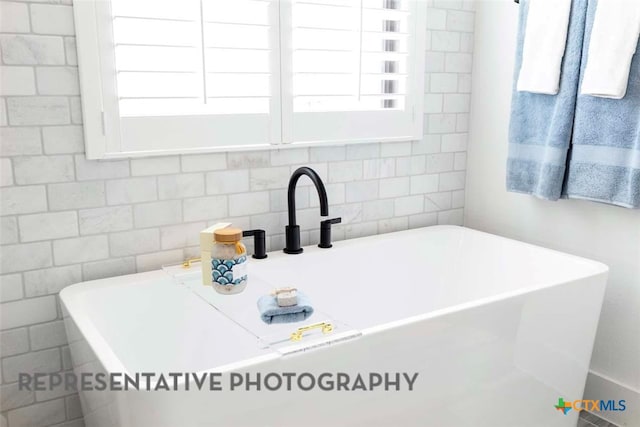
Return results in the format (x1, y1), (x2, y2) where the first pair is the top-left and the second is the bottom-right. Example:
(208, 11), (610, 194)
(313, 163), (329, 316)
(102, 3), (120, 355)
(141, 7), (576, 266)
(287, 166), (328, 226)
(284, 166), (329, 254)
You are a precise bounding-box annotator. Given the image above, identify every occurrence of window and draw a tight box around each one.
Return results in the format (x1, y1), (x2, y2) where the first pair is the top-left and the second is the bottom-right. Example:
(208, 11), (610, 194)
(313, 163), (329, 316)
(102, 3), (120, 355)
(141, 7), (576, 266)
(75, 0), (426, 159)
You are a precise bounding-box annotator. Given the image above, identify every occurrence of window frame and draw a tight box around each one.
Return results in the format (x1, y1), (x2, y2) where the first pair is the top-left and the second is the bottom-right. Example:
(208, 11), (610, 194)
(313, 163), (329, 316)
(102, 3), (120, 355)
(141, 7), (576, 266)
(74, 0), (427, 160)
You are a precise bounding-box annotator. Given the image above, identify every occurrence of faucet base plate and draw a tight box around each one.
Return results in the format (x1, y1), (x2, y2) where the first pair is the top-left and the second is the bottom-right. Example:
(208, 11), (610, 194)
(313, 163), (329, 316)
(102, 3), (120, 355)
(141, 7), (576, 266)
(283, 247), (304, 254)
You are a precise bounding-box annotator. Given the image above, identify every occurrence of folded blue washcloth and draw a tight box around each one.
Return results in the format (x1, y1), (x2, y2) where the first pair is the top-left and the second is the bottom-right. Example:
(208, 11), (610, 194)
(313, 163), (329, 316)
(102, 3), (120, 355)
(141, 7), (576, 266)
(257, 292), (314, 325)
(564, 0), (640, 208)
(507, 0), (588, 200)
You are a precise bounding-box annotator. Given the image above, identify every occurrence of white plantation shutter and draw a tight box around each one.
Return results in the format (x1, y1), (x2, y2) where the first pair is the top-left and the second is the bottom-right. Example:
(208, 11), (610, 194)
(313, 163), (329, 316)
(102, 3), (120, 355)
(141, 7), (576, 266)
(89, 0), (280, 157)
(287, 0), (425, 144)
(74, 0), (425, 158)
(111, 0), (273, 116)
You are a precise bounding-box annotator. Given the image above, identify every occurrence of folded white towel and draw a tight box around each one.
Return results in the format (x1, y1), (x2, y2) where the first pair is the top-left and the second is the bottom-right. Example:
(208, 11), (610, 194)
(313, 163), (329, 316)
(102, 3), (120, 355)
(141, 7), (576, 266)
(581, 0), (640, 99)
(517, 0), (573, 95)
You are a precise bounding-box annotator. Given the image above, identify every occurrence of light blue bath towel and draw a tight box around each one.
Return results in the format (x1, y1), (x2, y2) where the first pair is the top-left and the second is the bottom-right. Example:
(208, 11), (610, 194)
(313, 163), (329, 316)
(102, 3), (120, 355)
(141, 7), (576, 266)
(564, 0), (640, 208)
(507, 0), (588, 200)
(257, 292), (314, 325)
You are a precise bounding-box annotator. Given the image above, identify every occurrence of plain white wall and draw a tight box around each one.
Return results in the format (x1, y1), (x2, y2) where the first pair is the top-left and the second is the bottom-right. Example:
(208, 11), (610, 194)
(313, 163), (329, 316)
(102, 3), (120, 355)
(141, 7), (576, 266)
(465, 2), (640, 425)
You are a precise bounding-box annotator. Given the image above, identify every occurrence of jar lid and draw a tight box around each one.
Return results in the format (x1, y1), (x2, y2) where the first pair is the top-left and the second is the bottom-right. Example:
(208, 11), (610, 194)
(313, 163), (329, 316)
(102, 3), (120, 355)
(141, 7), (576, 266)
(214, 227), (242, 243)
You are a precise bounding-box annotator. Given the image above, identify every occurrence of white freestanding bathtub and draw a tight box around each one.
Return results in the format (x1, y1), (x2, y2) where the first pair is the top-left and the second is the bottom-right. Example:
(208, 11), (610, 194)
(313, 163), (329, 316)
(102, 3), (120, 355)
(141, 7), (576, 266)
(60, 226), (608, 427)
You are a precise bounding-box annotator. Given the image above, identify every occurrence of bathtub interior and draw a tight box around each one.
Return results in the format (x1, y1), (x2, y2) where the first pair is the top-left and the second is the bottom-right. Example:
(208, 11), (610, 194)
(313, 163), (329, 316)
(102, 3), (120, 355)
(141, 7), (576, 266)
(248, 226), (606, 330)
(61, 226), (607, 376)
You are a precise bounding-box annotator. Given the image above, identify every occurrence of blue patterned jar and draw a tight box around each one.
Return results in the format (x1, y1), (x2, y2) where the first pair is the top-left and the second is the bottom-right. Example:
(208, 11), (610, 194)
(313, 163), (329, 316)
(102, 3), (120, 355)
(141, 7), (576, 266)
(211, 228), (248, 294)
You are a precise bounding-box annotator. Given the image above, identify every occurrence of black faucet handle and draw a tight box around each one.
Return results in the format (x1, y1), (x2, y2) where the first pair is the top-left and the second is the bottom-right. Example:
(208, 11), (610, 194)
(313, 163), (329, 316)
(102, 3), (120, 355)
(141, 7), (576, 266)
(242, 229), (268, 259)
(318, 217), (341, 249)
(322, 217), (342, 225)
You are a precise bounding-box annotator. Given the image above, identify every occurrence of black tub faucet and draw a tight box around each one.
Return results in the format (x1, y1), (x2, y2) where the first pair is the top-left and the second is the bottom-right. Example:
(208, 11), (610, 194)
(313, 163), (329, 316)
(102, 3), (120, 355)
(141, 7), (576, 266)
(242, 229), (267, 259)
(284, 167), (340, 254)
(319, 217), (342, 248)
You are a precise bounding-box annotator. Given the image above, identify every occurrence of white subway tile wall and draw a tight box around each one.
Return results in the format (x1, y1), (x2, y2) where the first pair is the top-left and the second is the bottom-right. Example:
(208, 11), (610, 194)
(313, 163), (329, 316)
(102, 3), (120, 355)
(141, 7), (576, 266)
(0, 0), (473, 425)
